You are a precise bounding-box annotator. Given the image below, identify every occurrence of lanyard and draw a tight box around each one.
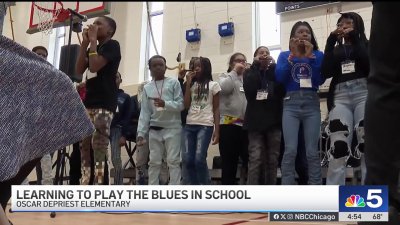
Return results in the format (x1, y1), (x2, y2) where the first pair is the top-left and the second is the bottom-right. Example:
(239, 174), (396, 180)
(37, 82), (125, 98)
(154, 78), (164, 99)
(343, 44), (352, 60)
(237, 75), (243, 85)
(260, 70), (269, 90)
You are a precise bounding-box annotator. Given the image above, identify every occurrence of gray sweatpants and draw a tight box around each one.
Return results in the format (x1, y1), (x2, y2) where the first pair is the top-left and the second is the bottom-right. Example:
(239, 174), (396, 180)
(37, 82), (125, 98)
(148, 128), (182, 185)
(136, 133), (169, 185)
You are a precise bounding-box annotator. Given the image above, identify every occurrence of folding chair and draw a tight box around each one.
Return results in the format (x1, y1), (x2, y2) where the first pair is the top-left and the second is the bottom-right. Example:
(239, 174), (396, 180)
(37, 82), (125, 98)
(121, 137), (137, 184)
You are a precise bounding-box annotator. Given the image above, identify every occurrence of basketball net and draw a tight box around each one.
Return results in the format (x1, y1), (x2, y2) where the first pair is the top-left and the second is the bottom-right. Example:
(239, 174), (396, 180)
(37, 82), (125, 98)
(33, 2), (65, 35)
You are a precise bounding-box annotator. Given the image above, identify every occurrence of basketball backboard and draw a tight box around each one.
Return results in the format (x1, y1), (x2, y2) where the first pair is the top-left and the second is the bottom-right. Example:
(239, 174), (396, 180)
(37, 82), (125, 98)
(27, 1), (111, 34)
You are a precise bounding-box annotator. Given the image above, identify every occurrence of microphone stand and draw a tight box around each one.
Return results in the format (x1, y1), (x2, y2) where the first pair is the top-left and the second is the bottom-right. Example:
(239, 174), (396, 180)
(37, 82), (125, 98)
(51, 10), (85, 219)
(65, 8), (84, 82)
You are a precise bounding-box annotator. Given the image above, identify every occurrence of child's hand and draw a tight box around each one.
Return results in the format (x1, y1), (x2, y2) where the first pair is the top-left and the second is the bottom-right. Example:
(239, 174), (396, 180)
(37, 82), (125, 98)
(289, 38), (300, 57)
(119, 136), (126, 147)
(82, 28), (89, 46)
(331, 27), (344, 38)
(211, 132), (219, 145)
(303, 40), (314, 58)
(136, 136), (147, 146)
(178, 68), (186, 79)
(154, 98), (165, 108)
(342, 27), (354, 36)
(233, 62), (246, 74)
(186, 71), (196, 84)
(87, 24), (98, 42)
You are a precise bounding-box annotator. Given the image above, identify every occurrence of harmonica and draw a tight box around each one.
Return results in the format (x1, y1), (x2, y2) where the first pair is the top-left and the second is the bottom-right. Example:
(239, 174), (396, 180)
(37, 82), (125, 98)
(181, 69), (194, 73)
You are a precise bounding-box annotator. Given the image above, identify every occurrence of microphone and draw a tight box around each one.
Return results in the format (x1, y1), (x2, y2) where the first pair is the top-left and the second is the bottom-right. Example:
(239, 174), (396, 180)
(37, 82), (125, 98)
(67, 8), (88, 22)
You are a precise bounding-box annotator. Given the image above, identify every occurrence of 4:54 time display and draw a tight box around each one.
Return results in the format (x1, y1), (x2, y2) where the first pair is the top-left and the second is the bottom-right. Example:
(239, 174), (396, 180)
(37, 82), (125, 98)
(347, 213), (362, 220)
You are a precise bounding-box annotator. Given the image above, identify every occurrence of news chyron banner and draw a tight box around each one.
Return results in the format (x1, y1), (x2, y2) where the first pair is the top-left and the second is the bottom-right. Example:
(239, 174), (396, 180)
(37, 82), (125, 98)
(11, 185), (388, 222)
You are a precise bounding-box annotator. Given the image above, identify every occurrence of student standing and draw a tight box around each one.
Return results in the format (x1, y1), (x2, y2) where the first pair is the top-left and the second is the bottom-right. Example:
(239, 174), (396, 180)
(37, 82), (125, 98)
(218, 53), (249, 185)
(183, 57), (221, 185)
(321, 12), (369, 185)
(244, 47), (285, 185)
(136, 55), (184, 185)
(76, 16), (121, 185)
(276, 21), (325, 185)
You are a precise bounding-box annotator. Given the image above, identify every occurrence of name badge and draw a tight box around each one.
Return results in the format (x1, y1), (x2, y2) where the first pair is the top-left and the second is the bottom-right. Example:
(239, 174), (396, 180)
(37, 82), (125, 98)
(239, 86), (244, 92)
(256, 89), (268, 100)
(341, 60), (356, 74)
(86, 70), (97, 80)
(300, 78), (312, 88)
(191, 105), (201, 112)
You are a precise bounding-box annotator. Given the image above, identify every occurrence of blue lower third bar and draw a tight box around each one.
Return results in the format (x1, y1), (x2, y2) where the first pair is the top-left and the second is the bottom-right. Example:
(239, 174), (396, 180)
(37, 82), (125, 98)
(269, 212), (339, 222)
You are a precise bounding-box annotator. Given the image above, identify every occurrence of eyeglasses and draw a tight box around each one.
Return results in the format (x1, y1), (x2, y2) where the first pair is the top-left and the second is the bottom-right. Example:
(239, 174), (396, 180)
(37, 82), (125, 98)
(337, 21), (353, 28)
(233, 59), (247, 63)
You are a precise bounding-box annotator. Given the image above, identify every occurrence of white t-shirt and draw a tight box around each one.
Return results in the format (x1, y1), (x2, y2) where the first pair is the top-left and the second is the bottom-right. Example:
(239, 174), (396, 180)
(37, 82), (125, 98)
(186, 81), (221, 126)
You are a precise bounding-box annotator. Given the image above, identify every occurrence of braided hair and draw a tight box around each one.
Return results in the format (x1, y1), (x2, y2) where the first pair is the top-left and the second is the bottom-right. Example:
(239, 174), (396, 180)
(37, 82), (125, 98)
(336, 12), (368, 47)
(189, 56), (199, 70)
(191, 57), (213, 102)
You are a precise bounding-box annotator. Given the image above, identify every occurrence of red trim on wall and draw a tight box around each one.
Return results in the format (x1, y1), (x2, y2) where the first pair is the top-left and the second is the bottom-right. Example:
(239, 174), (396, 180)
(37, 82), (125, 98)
(29, 2), (35, 27)
(79, 2), (106, 15)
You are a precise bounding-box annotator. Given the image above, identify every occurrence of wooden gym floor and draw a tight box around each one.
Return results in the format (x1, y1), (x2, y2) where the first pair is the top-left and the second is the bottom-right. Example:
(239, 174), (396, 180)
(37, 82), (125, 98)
(6, 206), (354, 225)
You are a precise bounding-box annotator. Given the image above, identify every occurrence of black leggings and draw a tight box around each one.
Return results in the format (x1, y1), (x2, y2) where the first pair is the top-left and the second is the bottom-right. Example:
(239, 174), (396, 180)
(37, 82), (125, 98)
(219, 125), (248, 185)
(0, 158), (41, 211)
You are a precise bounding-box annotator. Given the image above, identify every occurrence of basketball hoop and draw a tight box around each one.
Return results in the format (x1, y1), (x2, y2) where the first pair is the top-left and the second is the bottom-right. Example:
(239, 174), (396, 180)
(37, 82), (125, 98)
(33, 1), (69, 35)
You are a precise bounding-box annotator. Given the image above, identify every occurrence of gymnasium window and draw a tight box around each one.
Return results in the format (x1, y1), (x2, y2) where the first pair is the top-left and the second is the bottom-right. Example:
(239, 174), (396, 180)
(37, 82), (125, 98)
(256, 2), (281, 62)
(145, 2), (164, 81)
(48, 27), (65, 69)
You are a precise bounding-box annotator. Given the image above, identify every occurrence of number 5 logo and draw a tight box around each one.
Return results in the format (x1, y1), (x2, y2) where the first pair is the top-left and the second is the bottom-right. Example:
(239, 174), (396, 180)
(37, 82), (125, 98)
(366, 189), (383, 208)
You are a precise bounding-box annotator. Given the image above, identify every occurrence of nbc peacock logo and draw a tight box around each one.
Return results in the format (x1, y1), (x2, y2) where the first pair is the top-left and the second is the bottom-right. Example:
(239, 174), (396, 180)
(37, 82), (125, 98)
(345, 194), (366, 207)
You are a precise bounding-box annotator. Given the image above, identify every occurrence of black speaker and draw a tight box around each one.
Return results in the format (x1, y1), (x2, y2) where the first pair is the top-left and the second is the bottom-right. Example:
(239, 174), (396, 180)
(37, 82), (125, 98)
(59, 44), (82, 82)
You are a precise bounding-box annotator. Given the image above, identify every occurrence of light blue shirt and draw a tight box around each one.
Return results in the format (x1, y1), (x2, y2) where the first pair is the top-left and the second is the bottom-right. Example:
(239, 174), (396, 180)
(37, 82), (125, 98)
(137, 77), (184, 138)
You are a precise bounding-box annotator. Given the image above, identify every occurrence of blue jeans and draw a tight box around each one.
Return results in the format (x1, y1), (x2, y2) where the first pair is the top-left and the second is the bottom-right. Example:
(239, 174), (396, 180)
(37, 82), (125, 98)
(326, 78), (367, 185)
(110, 127), (123, 185)
(180, 128), (189, 184)
(281, 90), (322, 185)
(183, 125), (213, 185)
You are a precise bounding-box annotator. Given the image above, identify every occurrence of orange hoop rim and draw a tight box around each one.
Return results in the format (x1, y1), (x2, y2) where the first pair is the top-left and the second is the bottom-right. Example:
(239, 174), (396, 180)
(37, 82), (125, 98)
(33, 1), (64, 13)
